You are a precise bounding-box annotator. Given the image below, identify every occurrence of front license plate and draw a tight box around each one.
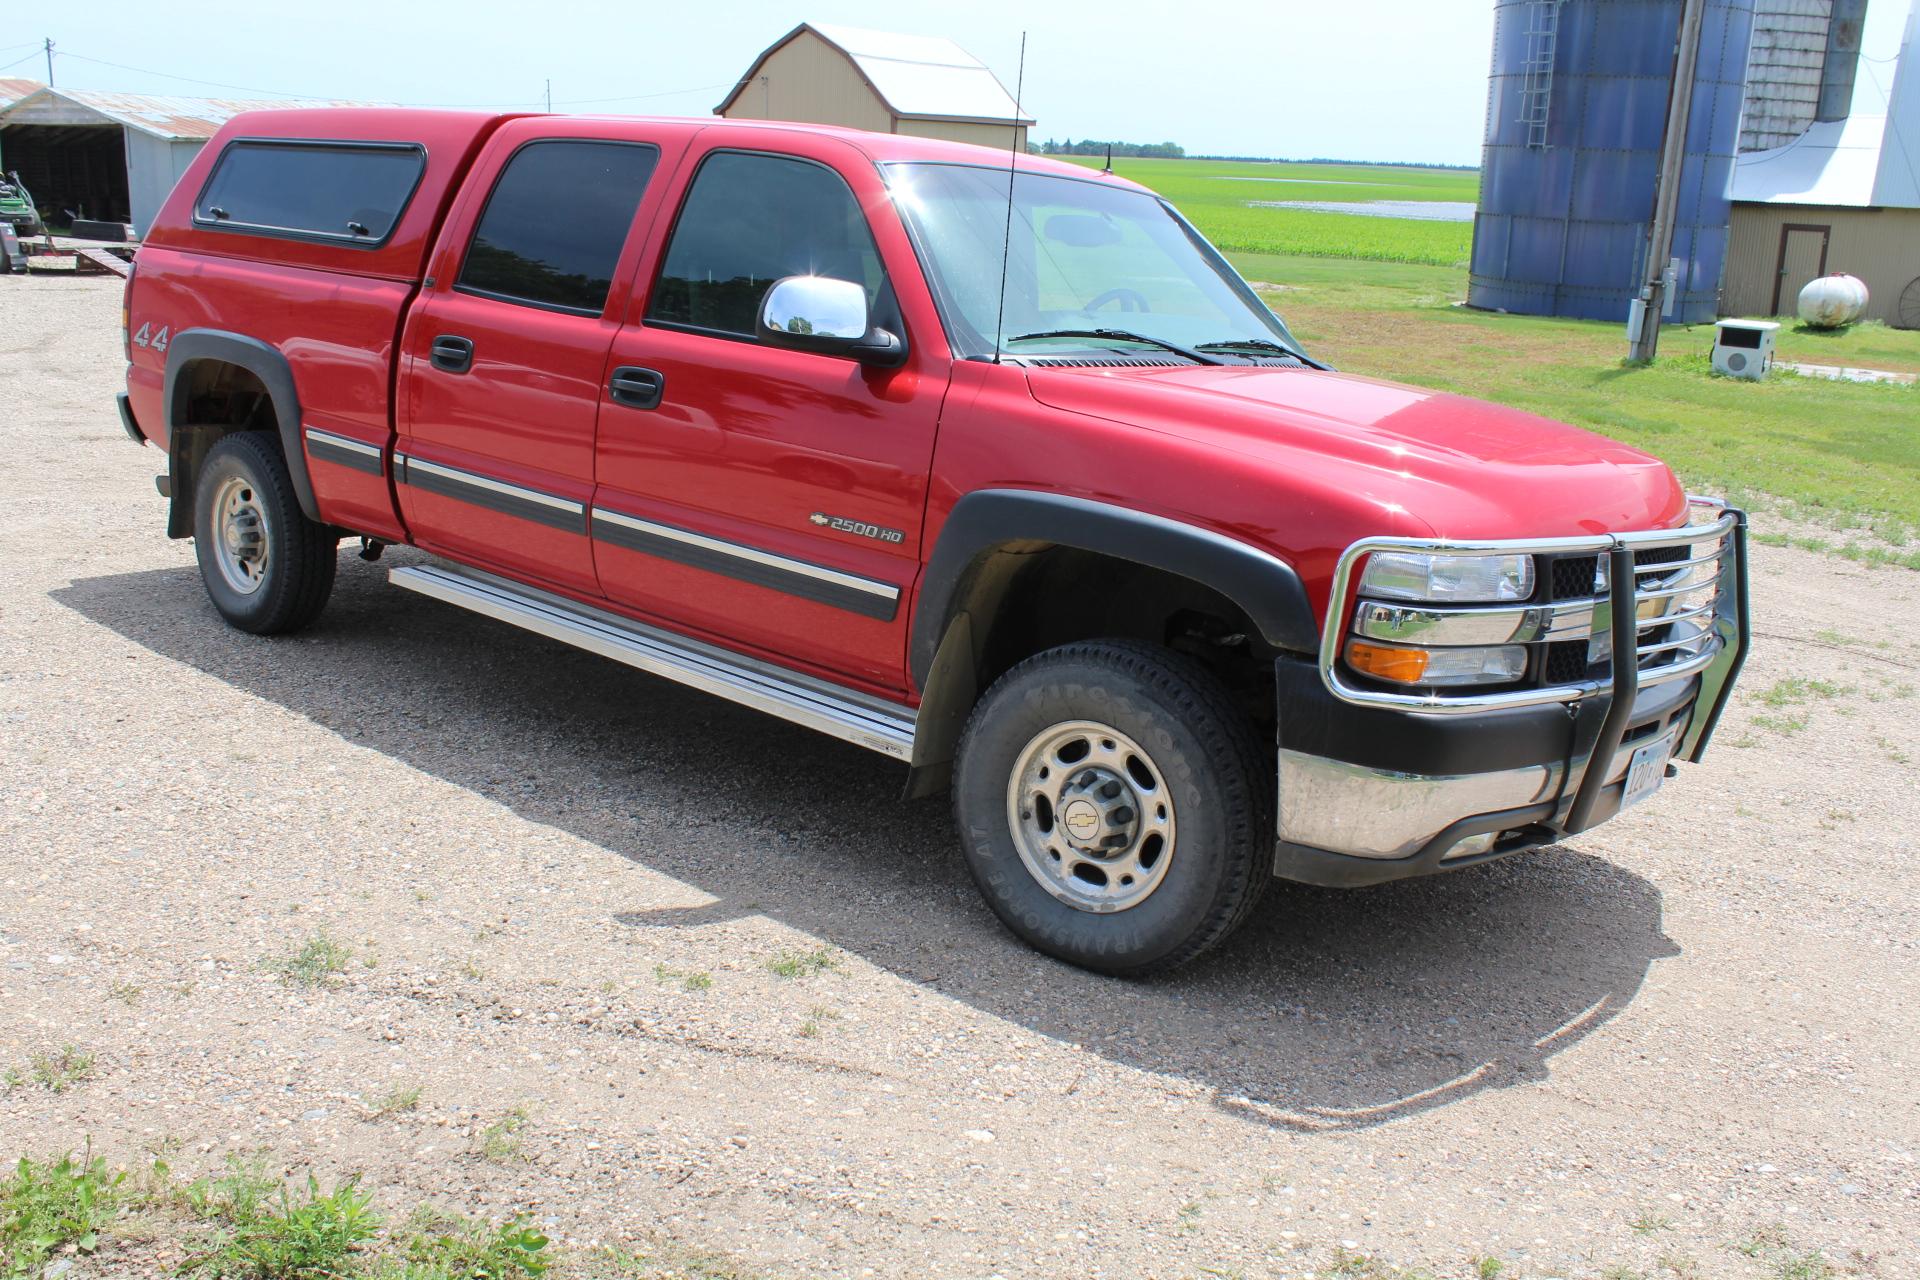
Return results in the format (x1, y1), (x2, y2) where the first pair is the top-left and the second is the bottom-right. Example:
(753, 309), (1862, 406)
(1621, 733), (1673, 811)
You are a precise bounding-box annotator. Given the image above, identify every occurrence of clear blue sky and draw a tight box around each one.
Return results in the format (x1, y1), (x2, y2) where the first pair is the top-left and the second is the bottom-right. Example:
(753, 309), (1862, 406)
(1, 1), (1912, 167)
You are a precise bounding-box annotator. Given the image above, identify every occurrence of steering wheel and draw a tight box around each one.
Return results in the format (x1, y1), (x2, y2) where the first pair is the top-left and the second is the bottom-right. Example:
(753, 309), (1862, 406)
(1084, 287), (1150, 313)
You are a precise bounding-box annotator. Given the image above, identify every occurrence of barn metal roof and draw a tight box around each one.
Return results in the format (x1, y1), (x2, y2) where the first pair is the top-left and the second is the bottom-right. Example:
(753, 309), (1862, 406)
(0, 77), (42, 106)
(719, 22), (1032, 125)
(0, 86), (373, 140)
(1733, 114), (1890, 205)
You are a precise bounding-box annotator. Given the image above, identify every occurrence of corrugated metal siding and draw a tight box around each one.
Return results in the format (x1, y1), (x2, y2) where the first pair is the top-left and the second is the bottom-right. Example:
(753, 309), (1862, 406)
(124, 131), (205, 235)
(718, 31), (894, 133)
(1724, 202), (1920, 322)
(1740, 0), (1833, 152)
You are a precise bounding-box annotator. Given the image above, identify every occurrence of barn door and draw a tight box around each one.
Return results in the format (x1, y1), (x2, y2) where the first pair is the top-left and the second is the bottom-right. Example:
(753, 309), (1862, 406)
(1772, 224), (1830, 315)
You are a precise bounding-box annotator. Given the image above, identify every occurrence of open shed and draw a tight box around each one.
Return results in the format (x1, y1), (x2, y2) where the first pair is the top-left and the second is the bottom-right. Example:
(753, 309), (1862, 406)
(0, 87), (367, 237)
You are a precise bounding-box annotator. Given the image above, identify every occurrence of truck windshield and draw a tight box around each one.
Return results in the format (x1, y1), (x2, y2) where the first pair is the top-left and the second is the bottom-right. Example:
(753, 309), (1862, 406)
(885, 162), (1306, 363)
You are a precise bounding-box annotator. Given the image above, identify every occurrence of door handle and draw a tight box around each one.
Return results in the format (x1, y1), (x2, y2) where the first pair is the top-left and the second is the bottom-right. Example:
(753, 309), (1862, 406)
(608, 366), (665, 410)
(430, 335), (474, 374)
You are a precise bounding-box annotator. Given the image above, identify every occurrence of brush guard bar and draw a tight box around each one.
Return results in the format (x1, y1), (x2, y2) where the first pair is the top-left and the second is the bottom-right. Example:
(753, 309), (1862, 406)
(1317, 501), (1750, 835)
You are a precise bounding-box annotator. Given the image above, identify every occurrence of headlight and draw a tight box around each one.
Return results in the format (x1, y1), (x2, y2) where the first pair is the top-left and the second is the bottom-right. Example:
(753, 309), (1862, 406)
(1360, 552), (1535, 603)
(1346, 640), (1528, 687)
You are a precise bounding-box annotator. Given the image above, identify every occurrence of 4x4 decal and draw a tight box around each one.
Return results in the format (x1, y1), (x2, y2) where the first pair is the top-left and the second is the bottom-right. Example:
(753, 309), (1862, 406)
(131, 323), (170, 352)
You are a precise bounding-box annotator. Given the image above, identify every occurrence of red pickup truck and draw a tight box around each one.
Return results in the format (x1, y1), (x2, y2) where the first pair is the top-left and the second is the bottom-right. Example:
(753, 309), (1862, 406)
(117, 108), (1749, 974)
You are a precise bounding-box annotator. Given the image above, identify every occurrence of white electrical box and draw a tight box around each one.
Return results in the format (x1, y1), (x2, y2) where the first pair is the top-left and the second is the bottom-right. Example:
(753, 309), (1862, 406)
(1712, 319), (1779, 380)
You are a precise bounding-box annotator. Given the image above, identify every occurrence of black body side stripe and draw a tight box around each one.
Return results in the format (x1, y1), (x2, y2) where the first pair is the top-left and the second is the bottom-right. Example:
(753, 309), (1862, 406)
(303, 427), (384, 476)
(590, 508), (900, 622)
(395, 454), (587, 535)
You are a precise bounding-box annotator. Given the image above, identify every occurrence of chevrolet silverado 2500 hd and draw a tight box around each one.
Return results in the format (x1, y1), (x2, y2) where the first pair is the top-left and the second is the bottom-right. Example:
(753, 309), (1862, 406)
(117, 109), (1749, 974)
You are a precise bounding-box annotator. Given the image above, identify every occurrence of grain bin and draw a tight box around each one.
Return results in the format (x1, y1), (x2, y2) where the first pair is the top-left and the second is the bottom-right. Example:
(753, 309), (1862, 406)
(1469, 0), (1757, 323)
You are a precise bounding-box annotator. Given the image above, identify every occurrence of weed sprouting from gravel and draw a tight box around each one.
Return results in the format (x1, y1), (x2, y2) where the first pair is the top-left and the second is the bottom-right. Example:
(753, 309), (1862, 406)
(180, 1169), (380, 1279)
(1757, 677), (1850, 707)
(0, 1146), (126, 1276)
(574, 1242), (759, 1278)
(1771, 1252), (1840, 1280)
(762, 948), (841, 980)
(653, 965), (713, 993)
(266, 932), (353, 988)
(370, 1205), (549, 1278)
(475, 1108), (531, 1163)
(365, 1085), (422, 1119)
(1630, 1211), (1675, 1234)
(1472, 1258), (1505, 1280)
(4, 1045), (97, 1093)
(1734, 1224), (1794, 1257)
(1600, 1267), (1647, 1280)
(109, 982), (142, 1006)
(1321, 1247), (1436, 1279)
(796, 1005), (839, 1039)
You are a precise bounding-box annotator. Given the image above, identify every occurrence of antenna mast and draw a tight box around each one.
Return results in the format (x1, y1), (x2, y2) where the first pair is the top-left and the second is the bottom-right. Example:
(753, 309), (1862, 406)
(991, 33), (1027, 365)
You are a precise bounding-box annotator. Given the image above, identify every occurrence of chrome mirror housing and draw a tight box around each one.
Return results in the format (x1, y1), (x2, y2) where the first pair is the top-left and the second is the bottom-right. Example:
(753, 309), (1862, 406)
(757, 275), (906, 366)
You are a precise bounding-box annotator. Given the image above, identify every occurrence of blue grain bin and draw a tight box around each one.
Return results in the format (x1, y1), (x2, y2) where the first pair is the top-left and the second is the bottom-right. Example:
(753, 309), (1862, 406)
(1469, 0), (1755, 323)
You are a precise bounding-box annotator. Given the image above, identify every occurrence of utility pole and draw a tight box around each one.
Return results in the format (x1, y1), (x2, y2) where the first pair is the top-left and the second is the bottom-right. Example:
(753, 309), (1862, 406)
(43, 38), (53, 88)
(1627, 0), (1707, 364)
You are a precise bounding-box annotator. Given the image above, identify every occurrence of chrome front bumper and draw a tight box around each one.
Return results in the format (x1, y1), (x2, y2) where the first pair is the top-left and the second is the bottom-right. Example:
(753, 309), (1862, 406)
(1273, 505), (1750, 887)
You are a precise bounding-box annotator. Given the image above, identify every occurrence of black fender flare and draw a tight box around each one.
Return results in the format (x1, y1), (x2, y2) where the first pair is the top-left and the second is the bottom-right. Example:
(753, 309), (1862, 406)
(901, 490), (1317, 794)
(162, 330), (317, 536)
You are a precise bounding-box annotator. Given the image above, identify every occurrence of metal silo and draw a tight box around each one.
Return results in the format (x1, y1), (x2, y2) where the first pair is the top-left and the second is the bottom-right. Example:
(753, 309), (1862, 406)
(1469, 0), (1757, 323)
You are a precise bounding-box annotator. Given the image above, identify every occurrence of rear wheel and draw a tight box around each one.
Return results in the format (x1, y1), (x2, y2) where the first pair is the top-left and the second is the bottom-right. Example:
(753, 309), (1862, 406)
(193, 432), (336, 634)
(953, 640), (1270, 975)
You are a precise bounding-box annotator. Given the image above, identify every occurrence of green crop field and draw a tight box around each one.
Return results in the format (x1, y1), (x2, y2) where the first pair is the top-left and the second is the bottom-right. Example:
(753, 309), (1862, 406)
(1057, 155), (1479, 266)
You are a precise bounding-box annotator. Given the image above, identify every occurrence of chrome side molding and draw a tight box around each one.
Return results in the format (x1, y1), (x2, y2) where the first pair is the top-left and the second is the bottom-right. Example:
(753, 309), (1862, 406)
(388, 562), (917, 760)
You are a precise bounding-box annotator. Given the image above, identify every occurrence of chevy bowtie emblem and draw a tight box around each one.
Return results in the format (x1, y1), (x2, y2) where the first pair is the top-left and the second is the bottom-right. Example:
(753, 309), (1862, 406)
(808, 512), (832, 526)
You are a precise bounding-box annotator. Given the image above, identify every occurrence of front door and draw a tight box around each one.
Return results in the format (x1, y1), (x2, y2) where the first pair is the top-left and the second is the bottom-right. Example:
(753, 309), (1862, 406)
(590, 144), (947, 693)
(1772, 224), (1830, 315)
(397, 130), (667, 596)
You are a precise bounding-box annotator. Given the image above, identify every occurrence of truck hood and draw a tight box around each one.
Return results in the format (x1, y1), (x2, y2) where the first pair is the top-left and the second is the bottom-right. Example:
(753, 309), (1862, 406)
(1024, 364), (1687, 539)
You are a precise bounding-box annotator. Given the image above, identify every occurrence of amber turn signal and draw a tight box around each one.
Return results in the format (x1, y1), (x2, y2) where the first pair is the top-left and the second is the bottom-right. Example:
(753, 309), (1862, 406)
(1345, 641), (1431, 684)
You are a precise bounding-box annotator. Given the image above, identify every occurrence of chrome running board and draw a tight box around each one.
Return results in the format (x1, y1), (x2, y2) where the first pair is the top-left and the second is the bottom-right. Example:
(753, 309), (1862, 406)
(390, 562), (917, 760)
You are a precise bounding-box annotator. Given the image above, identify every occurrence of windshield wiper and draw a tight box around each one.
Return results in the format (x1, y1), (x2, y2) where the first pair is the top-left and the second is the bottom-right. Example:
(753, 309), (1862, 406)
(1005, 328), (1222, 365)
(1194, 337), (1324, 367)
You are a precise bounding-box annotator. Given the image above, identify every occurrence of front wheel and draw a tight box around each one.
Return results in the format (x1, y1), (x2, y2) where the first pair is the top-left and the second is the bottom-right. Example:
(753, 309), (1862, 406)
(952, 640), (1271, 975)
(193, 431), (337, 634)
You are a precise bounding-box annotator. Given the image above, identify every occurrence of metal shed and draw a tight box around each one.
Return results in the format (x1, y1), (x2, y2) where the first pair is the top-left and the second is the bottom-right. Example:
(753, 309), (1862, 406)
(0, 87), (366, 237)
(716, 23), (1032, 150)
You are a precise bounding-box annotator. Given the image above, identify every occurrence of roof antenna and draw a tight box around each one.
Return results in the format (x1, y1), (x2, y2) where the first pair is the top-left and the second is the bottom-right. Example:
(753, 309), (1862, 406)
(991, 32), (1027, 366)
(1102, 143), (1112, 175)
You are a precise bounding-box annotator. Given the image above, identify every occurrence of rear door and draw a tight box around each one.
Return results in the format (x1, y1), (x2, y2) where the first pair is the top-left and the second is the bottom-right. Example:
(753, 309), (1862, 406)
(589, 139), (951, 693)
(396, 121), (683, 595)
(1772, 224), (1830, 315)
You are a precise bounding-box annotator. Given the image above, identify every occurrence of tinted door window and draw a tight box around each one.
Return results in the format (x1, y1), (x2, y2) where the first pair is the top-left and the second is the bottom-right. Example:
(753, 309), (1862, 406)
(195, 141), (423, 245)
(649, 151), (887, 336)
(457, 140), (659, 315)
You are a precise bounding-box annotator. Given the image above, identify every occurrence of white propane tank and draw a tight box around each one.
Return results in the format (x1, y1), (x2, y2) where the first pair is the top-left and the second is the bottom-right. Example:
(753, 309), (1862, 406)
(1797, 274), (1869, 328)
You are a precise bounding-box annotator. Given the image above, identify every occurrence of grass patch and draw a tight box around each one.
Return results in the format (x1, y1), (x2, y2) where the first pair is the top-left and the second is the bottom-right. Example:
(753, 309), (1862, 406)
(1064, 156), (1476, 266)
(795, 1005), (838, 1039)
(651, 965), (713, 993)
(475, 1108), (530, 1163)
(762, 948), (840, 980)
(0, 1148), (125, 1277)
(370, 1205), (548, 1279)
(1757, 677), (1849, 708)
(4, 1046), (96, 1093)
(266, 933), (353, 989)
(181, 1169), (380, 1279)
(364, 1086), (421, 1119)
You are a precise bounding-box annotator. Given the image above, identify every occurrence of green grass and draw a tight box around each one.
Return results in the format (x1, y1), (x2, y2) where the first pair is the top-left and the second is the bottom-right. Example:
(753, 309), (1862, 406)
(1, 1149), (126, 1278)
(762, 948), (841, 980)
(1225, 251), (1920, 536)
(475, 1108), (530, 1163)
(652, 965), (713, 993)
(4, 1046), (95, 1094)
(1062, 155), (1477, 266)
(182, 1169), (381, 1279)
(266, 933), (353, 989)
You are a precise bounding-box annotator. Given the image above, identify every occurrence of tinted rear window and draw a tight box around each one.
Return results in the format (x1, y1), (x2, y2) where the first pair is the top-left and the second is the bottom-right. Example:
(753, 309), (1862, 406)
(194, 140), (424, 245)
(455, 140), (659, 315)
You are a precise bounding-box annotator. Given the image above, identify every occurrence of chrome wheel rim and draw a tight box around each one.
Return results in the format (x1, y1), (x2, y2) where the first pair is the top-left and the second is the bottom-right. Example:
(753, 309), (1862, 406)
(1005, 720), (1176, 913)
(211, 474), (270, 596)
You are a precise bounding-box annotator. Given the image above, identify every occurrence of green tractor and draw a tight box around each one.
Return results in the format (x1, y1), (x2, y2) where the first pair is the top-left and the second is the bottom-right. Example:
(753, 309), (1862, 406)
(0, 170), (41, 235)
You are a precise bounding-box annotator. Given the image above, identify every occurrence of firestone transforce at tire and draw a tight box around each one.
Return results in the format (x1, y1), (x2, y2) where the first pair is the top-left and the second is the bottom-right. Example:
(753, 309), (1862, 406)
(192, 431), (337, 635)
(953, 640), (1271, 975)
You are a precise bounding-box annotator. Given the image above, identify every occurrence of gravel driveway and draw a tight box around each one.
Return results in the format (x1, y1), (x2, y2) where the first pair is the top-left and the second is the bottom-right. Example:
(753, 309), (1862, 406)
(3, 278), (1916, 1279)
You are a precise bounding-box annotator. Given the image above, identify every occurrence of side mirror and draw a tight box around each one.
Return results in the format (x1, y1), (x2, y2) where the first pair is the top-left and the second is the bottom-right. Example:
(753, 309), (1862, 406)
(757, 275), (906, 367)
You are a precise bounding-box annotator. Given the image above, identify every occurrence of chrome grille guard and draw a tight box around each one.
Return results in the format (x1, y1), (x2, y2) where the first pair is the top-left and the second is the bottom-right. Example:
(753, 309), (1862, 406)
(1317, 501), (1751, 831)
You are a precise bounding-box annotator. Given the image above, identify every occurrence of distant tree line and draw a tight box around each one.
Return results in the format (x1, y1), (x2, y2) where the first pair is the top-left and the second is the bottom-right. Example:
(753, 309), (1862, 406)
(1037, 139), (1187, 158)
(1194, 153), (1478, 171)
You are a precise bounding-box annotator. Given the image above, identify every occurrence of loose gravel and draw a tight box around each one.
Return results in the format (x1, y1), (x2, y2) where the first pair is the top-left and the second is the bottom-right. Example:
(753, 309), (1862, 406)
(2, 278), (1916, 1278)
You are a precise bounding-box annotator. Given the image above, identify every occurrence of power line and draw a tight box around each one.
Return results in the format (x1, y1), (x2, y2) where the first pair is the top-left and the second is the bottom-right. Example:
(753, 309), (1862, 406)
(0, 49), (39, 74)
(46, 47), (729, 112)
